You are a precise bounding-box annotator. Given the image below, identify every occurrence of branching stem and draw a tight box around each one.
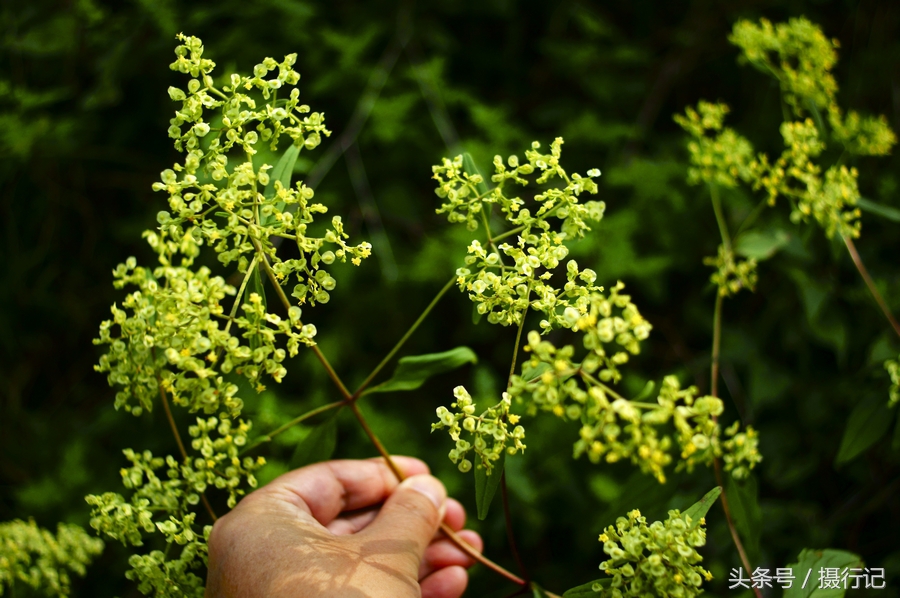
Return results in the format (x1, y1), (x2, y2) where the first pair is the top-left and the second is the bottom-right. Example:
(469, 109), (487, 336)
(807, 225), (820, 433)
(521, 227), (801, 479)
(240, 400), (347, 455)
(251, 236), (527, 588)
(354, 275), (456, 398)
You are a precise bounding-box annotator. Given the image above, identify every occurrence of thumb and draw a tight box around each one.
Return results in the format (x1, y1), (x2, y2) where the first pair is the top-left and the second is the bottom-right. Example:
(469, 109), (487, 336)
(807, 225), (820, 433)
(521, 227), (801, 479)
(361, 474), (447, 575)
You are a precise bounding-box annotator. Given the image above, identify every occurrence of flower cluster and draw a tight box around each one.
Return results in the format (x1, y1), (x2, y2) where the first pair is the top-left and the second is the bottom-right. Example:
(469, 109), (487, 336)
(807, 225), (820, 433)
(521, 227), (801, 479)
(432, 386), (525, 474)
(0, 519), (104, 597)
(704, 245), (757, 297)
(722, 422), (762, 479)
(596, 508), (711, 598)
(678, 18), (896, 246)
(438, 139), (606, 328)
(729, 18), (838, 114)
(86, 433), (264, 595)
(673, 102), (755, 189)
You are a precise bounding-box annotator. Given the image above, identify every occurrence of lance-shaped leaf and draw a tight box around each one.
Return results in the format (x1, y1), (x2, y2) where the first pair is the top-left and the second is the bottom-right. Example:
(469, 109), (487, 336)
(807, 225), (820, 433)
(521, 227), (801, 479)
(725, 475), (761, 560)
(248, 267), (268, 351)
(563, 579), (612, 597)
(474, 449), (506, 521)
(262, 143), (301, 226)
(784, 548), (863, 598)
(462, 152), (489, 196)
(835, 393), (892, 465)
(365, 347), (478, 395)
(858, 196), (900, 223)
(735, 229), (791, 260)
(682, 486), (722, 527)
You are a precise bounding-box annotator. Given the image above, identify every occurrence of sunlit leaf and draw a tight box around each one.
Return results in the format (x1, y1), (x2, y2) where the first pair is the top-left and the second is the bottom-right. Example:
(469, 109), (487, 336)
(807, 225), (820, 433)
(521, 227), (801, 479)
(835, 394), (892, 465)
(365, 347), (478, 395)
(475, 449), (506, 520)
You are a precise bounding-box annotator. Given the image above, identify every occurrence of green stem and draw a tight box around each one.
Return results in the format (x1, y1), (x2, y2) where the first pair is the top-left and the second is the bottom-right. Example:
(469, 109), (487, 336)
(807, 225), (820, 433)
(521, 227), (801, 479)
(355, 275), (456, 398)
(507, 305), (529, 387)
(240, 400), (347, 455)
(493, 224), (526, 244)
(224, 255), (259, 337)
(154, 368), (218, 523)
(711, 292), (723, 398)
(709, 183), (732, 253)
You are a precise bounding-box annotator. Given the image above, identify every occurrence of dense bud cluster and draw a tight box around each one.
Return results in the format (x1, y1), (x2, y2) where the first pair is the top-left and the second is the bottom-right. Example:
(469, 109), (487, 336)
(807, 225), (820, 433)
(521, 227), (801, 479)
(703, 246), (757, 297)
(433, 137), (760, 484)
(596, 509), (712, 598)
(88, 35), (368, 595)
(0, 519), (104, 597)
(432, 387), (525, 474)
(437, 139), (605, 328)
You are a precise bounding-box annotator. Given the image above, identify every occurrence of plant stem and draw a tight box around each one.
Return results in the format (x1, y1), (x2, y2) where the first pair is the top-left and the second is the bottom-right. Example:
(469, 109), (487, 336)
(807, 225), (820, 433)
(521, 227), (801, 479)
(348, 400), (527, 586)
(252, 228), (528, 589)
(708, 185), (760, 598)
(843, 235), (900, 339)
(355, 275), (456, 398)
(224, 255), (258, 338)
(493, 224), (526, 244)
(709, 184), (732, 253)
(497, 301), (530, 580)
(711, 292), (723, 398)
(508, 307), (528, 386)
(156, 373), (218, 522)
(714, 459), (762, 598)
(240, 400), (347, 455)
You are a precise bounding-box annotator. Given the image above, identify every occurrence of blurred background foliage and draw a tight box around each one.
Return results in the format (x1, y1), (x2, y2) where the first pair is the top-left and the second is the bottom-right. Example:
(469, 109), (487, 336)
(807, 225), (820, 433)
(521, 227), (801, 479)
(2, 0), (899, 595)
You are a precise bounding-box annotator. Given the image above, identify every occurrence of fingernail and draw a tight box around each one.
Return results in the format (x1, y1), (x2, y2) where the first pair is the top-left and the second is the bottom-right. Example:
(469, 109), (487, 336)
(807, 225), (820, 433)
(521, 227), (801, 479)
(403, 474), (447, 510)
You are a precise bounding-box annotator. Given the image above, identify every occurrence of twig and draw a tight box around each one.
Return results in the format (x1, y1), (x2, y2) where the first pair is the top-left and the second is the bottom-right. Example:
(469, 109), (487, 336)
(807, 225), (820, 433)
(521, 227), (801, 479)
(843, 235), (900, 339)
(714, 459), (762, 598)
(252, 237), (527, 588)
(240, 400), (347, 455)
(355, 275), (456, 398)
(156, 372), (218, 522)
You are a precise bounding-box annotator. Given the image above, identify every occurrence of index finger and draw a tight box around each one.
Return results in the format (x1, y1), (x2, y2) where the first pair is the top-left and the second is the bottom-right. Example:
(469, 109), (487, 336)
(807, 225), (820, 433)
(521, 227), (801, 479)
(258, 456), (429, 526)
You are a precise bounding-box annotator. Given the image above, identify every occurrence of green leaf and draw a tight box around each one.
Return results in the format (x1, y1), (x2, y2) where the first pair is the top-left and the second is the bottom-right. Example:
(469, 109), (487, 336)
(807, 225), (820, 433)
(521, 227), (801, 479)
(784, 548), (863, 598)
(472, 302), (483, 325)
(858, 197), (900, 223)
(531, 582), (550, 598)
(725, 475), (761, 560)
(462, 152), (489, 196)
(365, 347), (478, 395)
(522, 360), (552, 382)
(735, 229), (791, 260)
(248, 267), (268, 350)
(289, 410), (340, 469)
(632, 380), (656, 402)
(681, 486), (722, 527)
(474, 449), (506, 520)
(835, 394), (892, 465)
(262, 143), (300, 226)
(564, 579), (612, 597)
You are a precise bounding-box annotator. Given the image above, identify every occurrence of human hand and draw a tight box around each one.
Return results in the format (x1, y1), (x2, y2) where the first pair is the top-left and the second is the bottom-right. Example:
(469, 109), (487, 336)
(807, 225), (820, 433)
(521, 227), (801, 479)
(205, 457), (483, 598)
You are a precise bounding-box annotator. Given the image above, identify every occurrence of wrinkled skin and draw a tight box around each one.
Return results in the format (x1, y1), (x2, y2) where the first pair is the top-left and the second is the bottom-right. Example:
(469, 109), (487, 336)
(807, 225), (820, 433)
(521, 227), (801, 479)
(205, 457), (483, 598)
